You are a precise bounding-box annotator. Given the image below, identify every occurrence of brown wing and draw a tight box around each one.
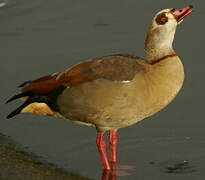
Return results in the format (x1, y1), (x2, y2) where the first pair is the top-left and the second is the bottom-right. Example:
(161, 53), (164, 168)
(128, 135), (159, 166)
(21, 54), (145, 94)
(7, 54), (145, 118)
(21, 54), (144, 95)
(21, 73), (61, 94)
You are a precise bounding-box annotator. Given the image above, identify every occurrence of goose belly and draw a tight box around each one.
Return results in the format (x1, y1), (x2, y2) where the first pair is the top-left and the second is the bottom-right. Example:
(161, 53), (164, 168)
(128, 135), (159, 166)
(57, 68), (184, 131)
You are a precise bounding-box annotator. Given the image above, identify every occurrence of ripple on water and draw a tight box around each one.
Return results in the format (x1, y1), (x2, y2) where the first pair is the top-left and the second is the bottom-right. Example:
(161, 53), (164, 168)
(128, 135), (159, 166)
(159, 160), (197, 174)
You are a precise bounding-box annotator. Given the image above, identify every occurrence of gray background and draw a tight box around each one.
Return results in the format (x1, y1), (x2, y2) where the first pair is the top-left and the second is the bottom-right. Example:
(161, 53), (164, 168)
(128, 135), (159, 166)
(0, 0), (204, 179)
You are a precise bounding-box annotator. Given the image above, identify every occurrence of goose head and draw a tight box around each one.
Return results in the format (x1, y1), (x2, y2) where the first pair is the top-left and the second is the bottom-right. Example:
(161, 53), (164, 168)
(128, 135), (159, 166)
(145, 6), (193, 63)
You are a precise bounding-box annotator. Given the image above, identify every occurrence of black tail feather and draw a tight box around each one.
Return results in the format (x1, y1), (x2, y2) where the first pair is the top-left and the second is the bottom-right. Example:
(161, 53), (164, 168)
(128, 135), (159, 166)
(6, 91), (33, 104)
(18, 80), (32, 88)
(6, 100), (31, 119)
(6, 95), (48, 119)
(6, 86), (66, 119)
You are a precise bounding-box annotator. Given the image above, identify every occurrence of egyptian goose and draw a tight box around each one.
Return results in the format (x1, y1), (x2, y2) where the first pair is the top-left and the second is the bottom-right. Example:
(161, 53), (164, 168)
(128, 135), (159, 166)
(7, 6), (193, 170)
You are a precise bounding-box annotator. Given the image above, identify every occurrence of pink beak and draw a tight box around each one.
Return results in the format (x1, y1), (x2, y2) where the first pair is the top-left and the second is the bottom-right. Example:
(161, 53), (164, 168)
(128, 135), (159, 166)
(171, 5), (193, 22)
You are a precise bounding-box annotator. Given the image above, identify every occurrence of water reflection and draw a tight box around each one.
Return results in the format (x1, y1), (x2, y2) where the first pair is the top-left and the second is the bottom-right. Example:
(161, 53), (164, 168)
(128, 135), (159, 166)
(101, 170), (116, 180)
(101, 162), (135, 180)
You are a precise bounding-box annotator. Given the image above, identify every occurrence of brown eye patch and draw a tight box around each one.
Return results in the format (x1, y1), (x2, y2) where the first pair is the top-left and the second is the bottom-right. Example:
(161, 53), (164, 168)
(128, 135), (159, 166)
(155, 12), (168, 25)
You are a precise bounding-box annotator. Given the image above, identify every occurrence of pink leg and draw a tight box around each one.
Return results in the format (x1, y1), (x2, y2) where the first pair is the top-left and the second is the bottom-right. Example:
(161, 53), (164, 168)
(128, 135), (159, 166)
(109, 129), (118, 163)
(96, 133), (111, 170)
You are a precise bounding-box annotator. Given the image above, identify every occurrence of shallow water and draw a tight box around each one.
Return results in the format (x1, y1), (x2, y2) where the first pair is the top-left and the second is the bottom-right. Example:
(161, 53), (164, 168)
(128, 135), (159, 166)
(1, 0), (205, 179)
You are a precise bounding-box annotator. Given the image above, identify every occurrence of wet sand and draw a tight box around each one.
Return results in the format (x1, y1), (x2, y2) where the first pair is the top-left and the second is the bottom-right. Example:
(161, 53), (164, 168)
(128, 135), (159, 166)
(1, 0), (205, 179)
(0, 133), (92, 180)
